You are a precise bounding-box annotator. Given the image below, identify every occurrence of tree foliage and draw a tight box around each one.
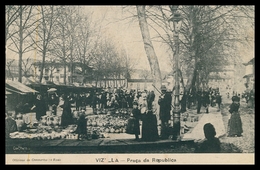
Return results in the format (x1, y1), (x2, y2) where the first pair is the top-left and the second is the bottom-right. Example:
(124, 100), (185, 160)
(137, 5), (254, 91)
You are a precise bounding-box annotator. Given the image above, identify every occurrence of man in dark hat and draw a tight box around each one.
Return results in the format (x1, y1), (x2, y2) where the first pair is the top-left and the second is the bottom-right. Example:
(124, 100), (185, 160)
(158, 85), (172, 139)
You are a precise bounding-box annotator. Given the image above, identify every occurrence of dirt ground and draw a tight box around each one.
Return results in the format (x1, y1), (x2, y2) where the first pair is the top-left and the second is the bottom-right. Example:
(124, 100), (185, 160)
(128, 99), (255, 153)
(219, 100), (255, 153)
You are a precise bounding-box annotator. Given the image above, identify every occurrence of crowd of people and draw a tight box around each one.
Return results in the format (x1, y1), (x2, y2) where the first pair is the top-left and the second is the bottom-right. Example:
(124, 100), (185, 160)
(6, 84), (247, 152)
(181, 87), (222, 114)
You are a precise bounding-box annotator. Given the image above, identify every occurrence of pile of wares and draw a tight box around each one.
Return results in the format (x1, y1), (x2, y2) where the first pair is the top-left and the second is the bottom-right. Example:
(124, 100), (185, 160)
(9, 124), (78, 140)
(40, 115), (62, 126)
(86, 114), (130, 138)
(9, 108), (134, 140)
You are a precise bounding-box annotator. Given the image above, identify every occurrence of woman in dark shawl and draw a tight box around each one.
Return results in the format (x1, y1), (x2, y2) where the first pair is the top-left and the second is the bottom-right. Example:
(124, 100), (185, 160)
(59, 94), (73, 127)
(141, 92), (158, 141)
(228, 96), (243, 137)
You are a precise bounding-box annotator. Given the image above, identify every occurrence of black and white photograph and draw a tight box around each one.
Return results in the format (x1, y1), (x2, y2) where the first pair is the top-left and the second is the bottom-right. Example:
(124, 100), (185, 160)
(5, 5), (254, 164)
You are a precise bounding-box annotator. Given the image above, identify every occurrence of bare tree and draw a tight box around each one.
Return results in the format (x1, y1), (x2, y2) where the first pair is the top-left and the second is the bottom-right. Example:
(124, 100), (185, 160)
(73, 10), (96, 84)
(7, 6), (39, 82)
(31, 6), (61, 83)
(50, 6), (77, 85)
(5, 5), (20, 46)
(140, 5), (254, 93)
(136, 5), (162, 110)
(21, 57), (33, 77)
(6, 59), (15, 80)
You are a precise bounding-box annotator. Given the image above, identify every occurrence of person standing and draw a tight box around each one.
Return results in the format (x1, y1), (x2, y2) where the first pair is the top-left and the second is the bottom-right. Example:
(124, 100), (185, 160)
(203, 90), (210, 113)
(196, 89), (203, 114)
(158, 85), (172, 139)
(187, 90), (194, 109)
(49, 93), (59, 115)
(228, 96), (243, 137)
(215, 92), (222, 111)
(75, 111), (87, 140)
(147, 90), (155, 110)
(210, 90), (216, 107)
(141, 101), (158, 141)
(31, 94), (47, 122)
(126, 101), (141, 140)
(100, 91), (107, 109)
(75, 93), (81, 111)
(91, 92), (99, 114)
(59, 94), (73, 127)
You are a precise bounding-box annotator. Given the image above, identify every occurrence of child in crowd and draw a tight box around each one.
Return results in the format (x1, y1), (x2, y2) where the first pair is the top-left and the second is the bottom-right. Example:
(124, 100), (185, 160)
(126, 101), (141, 140)
(75, 110), (87, 140)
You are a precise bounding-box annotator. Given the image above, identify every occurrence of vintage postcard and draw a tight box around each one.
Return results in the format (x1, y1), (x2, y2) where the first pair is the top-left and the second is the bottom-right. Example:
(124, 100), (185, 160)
(5, 5), (254, 165)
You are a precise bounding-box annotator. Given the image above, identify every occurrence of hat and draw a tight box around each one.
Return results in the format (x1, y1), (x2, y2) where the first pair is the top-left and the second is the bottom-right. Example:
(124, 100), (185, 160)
(161, 85), (167, 91)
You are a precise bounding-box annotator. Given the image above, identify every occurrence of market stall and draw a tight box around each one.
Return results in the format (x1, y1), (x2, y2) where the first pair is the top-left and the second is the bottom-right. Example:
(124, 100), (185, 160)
(5, 80), (39, 112)
(9, 110), (131, 140)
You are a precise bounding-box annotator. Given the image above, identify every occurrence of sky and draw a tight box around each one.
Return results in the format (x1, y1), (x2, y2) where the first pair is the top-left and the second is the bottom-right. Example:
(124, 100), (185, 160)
(84, 6), (173, 71)
(5, 5), (173, 72)
(6, 5), (254, 71)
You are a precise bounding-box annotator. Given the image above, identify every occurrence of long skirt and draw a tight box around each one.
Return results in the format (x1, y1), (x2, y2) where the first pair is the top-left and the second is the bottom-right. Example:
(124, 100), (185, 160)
(126, 117), (140, 135)
(141, 113), (158, 141)
(228, 112), (243, 136)
(61, 109), (73, 127)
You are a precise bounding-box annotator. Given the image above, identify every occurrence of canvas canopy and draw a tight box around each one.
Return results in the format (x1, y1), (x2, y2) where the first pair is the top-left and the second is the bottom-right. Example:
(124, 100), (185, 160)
(6, 80), (39, 95)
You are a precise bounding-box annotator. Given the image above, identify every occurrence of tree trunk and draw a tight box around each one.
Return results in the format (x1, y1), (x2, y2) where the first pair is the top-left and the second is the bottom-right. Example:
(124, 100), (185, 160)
(136, 5), (162, 113)
(39, 49), (46, 83)
(70, 62), (73, 84)
(18, 6), (23, 83)
(63, 64), (66, 85)
(95, 75), (98, 87)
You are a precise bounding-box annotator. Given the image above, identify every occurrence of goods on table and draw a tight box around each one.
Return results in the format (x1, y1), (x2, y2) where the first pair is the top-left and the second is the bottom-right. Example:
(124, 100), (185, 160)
(86, 113), (130, 139)
(8, 110), (132, 140)
(9, 124), (78, 140)
(40, 115), (61, 126)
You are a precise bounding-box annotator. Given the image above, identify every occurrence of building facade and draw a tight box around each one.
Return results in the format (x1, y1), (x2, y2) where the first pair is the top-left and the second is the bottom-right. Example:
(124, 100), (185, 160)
(243, 58), (255, 91)
(208, 65), (235, 94)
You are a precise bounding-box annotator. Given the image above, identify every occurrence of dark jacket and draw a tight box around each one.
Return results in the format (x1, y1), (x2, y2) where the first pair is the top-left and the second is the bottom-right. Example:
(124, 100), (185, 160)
(60, 99), (73, 126)
(34, 99), (47, 120)
(216, 94), (222, 104)
(229, 102), (240, 114)
(158, 92), (172, 121)
(75, 114), (87, 135)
